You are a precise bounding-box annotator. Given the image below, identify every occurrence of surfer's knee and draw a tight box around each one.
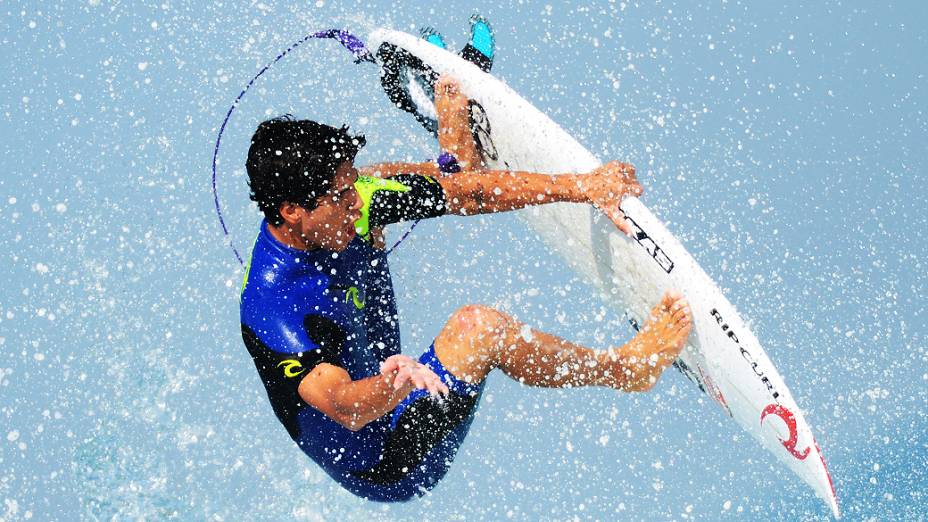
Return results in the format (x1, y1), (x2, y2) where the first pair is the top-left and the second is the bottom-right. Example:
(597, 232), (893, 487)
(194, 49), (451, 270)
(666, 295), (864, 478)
(443, 304), (511, 360)
(434, 304), (508, 381)
(448, 304), (509, 338)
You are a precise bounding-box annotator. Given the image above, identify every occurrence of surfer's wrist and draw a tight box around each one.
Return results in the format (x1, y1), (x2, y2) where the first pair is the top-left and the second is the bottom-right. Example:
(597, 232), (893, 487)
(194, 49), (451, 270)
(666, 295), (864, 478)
(556, 173), (590, 203)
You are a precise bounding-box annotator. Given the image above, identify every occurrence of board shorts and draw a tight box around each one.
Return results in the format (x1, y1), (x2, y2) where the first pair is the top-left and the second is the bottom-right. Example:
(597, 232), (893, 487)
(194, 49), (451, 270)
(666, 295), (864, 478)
(344, 343), (485, 501)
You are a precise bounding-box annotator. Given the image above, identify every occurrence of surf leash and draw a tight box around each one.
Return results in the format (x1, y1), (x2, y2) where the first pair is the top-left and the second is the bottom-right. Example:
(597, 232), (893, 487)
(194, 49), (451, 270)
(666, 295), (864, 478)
(211, 29), (375, 267)
(213, 27), (474, 264)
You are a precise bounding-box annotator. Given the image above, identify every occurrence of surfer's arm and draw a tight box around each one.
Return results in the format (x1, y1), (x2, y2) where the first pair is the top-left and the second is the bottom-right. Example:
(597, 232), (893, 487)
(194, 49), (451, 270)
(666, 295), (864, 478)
(439, 170), (582, 212)
(250, 314), (406, 431)
(299, 364), (412, 431)
(299, 355), (448, 432)
(358, 162), (641, 235)
(438, 161), (642, 234)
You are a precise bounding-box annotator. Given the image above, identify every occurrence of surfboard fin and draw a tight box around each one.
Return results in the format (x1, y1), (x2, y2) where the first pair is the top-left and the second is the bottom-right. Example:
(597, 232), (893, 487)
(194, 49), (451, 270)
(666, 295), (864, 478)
(376, 16), (496, 137)
(459, 14), (494, 72)
(419, 26), (448, 49)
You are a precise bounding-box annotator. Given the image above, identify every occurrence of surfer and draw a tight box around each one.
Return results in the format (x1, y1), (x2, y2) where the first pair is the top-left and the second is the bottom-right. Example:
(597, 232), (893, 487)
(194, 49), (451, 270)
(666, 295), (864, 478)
(239, 75), (692, 501)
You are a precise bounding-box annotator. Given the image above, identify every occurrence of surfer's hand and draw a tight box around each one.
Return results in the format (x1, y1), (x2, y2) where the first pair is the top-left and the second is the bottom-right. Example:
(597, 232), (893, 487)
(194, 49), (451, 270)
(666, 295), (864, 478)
(436, 74), (461, 96)
(381, 354), (449, 398)
(583, 161), (643, 236)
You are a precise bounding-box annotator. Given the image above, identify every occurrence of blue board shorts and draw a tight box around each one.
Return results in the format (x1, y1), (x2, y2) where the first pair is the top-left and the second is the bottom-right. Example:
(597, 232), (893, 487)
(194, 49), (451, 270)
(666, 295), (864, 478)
(342, 344), (486, 501)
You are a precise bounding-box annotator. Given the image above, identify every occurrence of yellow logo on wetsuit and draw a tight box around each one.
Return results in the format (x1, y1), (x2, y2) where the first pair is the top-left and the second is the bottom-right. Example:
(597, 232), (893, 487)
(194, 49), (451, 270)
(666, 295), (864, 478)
(277, 359), (305, 378)
(345, 286), (365, 310)
(353, 176), (410, 240)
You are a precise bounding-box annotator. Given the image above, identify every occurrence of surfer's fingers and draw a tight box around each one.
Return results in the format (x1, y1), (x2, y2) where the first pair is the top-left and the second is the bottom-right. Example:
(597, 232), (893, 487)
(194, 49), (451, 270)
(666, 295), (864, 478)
(427, 374), (449, 398)
(410, 371), (427, 390)
(602, 205), (633, 236)
(603, 160), (635, 176)
(674, 310), (693, 330)
(617, 163), (637, 183)
(660, 291), (677, 310)
(610, 163), (642, 194)
(614, 213), (632, 236)
(665, 289), (686, 305)
(618, 216), (634, 237)
(436, 74), (459, 95)
(596, 201), (625, 233)
(392, 366), (412, 390)
(379, 359), (395, 376)
(380, 354), (404, 377)
(436, 379), (450, 397)
(425, 377), (439, 396)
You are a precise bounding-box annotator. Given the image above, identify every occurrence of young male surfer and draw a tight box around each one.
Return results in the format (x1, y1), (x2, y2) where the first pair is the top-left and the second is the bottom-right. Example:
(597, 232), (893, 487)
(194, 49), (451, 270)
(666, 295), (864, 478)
(238, 75), (693, 501)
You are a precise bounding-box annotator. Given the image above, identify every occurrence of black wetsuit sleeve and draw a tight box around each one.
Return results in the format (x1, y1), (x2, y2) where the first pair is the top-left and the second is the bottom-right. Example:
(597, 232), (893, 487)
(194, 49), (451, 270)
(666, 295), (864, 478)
(240, 314), (347, 439)
(368, 174), (448, 228)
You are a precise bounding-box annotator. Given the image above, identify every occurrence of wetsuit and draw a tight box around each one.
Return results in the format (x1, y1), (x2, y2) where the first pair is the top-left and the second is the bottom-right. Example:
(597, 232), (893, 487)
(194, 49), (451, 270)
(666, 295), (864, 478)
(239, 173), (485, 501)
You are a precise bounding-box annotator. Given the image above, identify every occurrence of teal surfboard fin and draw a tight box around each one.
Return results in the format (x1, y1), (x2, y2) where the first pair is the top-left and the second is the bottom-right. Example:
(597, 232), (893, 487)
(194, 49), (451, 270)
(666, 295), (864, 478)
(460, 14), (494, 72)
(419, 26), (447, 49)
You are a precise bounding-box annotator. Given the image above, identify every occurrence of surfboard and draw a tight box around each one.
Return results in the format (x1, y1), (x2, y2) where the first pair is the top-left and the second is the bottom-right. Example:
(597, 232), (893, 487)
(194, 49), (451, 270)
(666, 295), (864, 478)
(366, 28), (839, 517)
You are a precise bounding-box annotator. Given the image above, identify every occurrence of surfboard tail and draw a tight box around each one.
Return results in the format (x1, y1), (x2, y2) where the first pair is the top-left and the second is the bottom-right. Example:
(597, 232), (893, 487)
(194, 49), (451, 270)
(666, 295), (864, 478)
(815, 442), (841, 518)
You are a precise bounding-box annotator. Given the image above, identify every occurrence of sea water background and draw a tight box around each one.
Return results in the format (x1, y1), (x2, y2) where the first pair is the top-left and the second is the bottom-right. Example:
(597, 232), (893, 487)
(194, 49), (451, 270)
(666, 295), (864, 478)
(0, 1), (925, 520)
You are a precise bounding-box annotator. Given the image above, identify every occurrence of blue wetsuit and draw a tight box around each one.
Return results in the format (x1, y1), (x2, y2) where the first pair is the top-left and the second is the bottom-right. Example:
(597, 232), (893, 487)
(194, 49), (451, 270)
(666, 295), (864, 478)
(239, 174), (484, 501)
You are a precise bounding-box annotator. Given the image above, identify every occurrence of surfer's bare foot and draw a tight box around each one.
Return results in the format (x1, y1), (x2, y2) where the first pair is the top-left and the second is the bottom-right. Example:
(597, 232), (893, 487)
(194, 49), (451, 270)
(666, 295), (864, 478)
(435, 74), (481, 169)
(603, 290), (692, 392)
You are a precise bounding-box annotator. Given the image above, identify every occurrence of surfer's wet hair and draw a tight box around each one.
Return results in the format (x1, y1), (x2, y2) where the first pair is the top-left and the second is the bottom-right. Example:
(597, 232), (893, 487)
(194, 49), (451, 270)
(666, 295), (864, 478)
(246, 115), (365, 226)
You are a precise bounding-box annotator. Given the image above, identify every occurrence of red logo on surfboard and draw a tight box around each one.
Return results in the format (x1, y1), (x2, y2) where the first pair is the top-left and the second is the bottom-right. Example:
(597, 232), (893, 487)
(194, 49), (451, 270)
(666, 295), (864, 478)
(696, 365), (732, 417)
(760, 404), (811, 460)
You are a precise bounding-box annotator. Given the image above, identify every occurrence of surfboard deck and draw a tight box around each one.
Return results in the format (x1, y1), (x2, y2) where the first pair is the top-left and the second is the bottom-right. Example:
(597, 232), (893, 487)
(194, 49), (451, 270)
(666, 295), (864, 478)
(367, 28), (839, 517)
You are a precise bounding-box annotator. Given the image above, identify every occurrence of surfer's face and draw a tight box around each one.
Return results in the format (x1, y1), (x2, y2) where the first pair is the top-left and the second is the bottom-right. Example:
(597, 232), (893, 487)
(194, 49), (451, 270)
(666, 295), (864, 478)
(296, 161), (363, 251)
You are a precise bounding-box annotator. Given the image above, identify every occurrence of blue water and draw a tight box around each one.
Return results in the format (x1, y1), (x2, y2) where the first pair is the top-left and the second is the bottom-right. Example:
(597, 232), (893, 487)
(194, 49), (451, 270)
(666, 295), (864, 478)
(1, 1), (925, 520)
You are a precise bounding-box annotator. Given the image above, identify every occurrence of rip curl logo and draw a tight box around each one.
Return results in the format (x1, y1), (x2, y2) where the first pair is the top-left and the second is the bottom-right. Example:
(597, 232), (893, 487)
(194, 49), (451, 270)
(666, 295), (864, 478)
(760, 404), (811, 460)
(711, 308), (780, 401)
(345, 286), (365, 310)
(277, 359), (305, 378)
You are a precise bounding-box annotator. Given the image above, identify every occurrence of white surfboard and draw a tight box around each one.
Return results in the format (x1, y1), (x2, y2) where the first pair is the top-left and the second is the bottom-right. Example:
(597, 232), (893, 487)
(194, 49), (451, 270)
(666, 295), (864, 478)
(367, 29), (839, 517)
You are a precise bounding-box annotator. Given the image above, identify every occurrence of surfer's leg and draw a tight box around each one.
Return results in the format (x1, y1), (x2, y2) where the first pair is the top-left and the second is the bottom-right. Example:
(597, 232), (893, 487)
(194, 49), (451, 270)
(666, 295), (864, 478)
(434, 75), (482, 170)
(433, 291), (692, 392)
